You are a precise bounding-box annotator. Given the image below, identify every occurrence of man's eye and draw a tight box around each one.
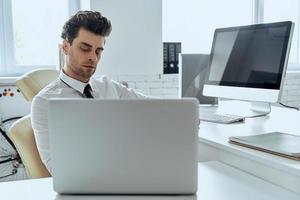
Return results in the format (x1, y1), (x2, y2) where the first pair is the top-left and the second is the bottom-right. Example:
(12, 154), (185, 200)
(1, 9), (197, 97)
(80, 47), (90, 51)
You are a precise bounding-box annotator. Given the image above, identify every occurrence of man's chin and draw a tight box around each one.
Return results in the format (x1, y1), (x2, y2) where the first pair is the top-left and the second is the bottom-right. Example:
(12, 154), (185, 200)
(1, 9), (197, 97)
(83, 69), (96, 79)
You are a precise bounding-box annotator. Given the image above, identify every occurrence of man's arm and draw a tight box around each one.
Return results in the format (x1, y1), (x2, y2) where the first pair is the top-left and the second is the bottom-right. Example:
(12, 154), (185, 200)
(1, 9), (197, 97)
(111, 79), (149, 99)
(31, 95), (52, 174)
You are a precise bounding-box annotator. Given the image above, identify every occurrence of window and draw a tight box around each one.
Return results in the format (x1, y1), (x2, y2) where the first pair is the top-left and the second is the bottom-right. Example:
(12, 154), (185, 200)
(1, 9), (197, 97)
(163, 0), (254, 53)
(0, 0), (80, 76)
(163, 0), (300, 71)
(263, 0), (300, 70)
(1, 0), (300, 76)
(12, 0), (69, 66)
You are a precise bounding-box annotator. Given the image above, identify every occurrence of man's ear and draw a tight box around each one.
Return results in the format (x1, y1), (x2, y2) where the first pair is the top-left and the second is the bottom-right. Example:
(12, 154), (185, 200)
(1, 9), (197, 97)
(62, 40), (70, 55)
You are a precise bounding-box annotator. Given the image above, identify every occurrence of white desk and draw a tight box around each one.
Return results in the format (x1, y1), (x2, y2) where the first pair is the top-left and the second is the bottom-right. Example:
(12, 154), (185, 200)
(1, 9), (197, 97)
(198, 103), (300, 194)
(1, 161), (299, 200)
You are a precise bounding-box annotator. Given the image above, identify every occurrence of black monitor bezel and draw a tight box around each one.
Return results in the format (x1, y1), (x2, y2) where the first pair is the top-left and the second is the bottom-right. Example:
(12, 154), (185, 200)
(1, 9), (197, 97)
(205, 21), (293, 89)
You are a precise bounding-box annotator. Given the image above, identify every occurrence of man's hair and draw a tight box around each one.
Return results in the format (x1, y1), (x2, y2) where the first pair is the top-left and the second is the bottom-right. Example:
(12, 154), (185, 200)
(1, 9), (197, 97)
(61, 11), (112, 44)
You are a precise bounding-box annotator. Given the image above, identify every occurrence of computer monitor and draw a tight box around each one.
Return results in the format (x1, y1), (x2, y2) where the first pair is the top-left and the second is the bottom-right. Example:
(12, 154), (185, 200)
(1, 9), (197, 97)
(203, 21), (294, 117)
(179, 54), (217, 105)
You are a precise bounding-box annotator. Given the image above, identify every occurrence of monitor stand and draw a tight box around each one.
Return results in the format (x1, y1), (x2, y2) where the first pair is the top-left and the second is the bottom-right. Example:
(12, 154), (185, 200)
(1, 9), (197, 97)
(216, 99), (271, 118)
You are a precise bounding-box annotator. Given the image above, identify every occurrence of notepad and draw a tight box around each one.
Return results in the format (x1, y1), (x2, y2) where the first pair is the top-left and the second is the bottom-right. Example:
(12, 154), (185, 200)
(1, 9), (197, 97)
(229, 132), (300, 160)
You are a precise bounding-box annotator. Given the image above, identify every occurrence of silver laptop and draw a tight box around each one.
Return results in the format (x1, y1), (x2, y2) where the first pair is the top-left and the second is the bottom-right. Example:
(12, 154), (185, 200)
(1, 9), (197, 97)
(48, 98), (199, 194)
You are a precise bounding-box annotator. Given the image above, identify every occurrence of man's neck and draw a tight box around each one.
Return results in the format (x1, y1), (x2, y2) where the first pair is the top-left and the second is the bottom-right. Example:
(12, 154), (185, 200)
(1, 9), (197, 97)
(62, 67), (89, 83)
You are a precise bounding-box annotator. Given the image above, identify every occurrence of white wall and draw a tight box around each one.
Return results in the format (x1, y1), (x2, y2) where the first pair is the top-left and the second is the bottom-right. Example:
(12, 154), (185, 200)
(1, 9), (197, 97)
(91, 0), (163, 75)
(101, 72), (300, 107)
(0, 86), (30, 120)
(2, 72), (300, 120)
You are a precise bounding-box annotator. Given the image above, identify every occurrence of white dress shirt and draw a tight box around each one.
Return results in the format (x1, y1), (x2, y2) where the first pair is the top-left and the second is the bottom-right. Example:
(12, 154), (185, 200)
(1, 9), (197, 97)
(31, 71), (147, 174)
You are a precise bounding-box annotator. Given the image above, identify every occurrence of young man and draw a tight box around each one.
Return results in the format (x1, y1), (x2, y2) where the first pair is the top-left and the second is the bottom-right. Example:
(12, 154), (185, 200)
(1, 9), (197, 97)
(31, 11), (147, 174)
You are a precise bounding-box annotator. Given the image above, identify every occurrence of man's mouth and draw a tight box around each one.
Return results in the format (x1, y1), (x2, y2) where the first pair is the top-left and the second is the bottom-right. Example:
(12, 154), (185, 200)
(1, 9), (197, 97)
(82, 64), (95, 69)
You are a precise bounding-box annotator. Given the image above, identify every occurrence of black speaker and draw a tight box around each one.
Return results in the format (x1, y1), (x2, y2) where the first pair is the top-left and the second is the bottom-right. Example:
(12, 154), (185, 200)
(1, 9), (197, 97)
(163, 42), (181, 74)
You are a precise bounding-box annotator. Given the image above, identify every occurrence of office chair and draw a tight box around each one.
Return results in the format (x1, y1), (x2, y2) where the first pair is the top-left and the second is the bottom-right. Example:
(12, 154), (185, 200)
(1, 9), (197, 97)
(15, 68), (59, 101)
(8, 68), (59, 178)
(9, 115), (51, 178)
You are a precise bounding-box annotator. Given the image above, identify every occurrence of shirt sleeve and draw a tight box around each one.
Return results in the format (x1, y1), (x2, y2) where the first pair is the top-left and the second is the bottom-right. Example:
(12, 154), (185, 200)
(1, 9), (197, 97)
(111, 79), (149, 99)
(31, 95), (52, 174)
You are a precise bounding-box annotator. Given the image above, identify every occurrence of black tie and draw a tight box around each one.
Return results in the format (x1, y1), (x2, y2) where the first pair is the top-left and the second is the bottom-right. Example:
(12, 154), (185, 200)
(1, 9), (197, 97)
(83, 84), (94, 98)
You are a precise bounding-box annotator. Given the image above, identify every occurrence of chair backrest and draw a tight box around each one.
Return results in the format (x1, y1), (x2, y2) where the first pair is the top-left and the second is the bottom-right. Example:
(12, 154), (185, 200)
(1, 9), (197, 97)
(9, 115), (51, 178)
(16, 69), (59, 101)
(10, 68), (59, 178)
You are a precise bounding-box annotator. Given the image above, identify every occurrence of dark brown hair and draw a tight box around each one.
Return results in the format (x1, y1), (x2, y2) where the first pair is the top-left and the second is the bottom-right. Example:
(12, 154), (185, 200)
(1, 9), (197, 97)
(61, 11), (112, 44)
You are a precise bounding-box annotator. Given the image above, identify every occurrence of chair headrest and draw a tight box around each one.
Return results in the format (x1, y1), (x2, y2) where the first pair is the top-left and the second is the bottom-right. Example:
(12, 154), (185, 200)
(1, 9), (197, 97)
(16, 69), (59, 101)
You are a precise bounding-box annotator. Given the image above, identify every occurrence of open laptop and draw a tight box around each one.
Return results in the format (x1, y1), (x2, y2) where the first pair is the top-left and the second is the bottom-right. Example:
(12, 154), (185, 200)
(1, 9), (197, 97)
(48, 98), (199, 194)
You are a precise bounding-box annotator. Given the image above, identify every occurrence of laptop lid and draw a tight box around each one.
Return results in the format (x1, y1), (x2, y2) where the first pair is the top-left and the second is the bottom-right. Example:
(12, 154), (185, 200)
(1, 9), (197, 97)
(48, 98), (199, 194)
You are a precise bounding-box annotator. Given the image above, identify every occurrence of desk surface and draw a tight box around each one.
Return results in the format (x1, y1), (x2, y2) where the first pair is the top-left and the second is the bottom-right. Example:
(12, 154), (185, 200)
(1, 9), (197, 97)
(1, 161), (299, 200)
(199, 103), (300, 176)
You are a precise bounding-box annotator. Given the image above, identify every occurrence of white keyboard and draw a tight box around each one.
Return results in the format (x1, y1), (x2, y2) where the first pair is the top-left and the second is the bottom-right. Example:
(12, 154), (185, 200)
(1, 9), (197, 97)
(200, 113), (245, 124)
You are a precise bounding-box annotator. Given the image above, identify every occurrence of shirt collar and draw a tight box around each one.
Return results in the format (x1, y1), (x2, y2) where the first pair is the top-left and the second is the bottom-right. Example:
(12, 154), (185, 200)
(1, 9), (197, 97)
(59, 70), (92, 94)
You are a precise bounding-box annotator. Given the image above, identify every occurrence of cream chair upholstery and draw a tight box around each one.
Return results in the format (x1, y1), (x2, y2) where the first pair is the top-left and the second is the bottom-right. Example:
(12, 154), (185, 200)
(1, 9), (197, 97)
(16, 69), (59, 101)
(9, 68), (59, 178)
(9, 115), (51, 178)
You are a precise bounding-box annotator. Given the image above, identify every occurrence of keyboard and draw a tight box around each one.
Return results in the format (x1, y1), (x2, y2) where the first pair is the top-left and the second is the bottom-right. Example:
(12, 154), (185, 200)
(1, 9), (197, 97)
(200, 113), (245, 124)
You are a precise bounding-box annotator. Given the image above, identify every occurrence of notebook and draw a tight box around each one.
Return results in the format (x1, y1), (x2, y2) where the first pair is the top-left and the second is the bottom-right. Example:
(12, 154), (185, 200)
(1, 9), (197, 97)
(229, 132), (300, 160)
(48, 98), (199, 194)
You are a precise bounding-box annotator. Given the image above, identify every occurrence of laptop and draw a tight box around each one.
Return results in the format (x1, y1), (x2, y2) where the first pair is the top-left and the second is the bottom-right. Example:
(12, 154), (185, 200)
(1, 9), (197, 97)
(48, 98), (199, 194)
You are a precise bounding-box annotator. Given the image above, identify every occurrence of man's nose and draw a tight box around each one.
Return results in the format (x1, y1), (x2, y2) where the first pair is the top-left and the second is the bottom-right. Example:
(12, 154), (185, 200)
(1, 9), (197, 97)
(88, 52), (98, 63)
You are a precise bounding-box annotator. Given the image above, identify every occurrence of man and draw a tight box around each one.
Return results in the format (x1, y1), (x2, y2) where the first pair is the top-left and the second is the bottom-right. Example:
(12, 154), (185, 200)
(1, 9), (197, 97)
(31, 11), (147, 174)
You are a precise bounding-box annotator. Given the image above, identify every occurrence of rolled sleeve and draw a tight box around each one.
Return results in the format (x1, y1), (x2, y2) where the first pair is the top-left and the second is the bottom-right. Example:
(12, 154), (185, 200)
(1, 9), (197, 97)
(31, 95), (52, 174)
(111, 79), (149, 99)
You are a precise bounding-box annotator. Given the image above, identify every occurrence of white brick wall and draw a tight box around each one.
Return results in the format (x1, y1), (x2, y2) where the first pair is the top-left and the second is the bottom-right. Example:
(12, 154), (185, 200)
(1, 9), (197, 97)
(106, 72), (300, 107)
(281, 72), (300, 107)
(103, 74), (179, 98)
(1, 72), (300, 119)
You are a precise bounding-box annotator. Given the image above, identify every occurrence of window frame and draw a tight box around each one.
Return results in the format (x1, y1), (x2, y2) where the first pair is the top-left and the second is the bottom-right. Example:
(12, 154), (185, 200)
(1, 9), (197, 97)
(256, 0), (300, 71)
(1, 0), (300, 76)
(0, 0), (81, 77)
(0, 0), (15, 75)
(253, 0), (264, 23)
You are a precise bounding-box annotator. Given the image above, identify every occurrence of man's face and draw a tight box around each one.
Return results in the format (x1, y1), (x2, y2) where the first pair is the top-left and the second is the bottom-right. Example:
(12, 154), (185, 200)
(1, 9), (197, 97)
(62, 28), (105, 83)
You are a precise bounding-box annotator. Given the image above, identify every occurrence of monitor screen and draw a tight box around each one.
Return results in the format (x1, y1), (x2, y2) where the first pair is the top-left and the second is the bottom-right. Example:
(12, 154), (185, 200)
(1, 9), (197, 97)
(204, 21), (294, 103)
